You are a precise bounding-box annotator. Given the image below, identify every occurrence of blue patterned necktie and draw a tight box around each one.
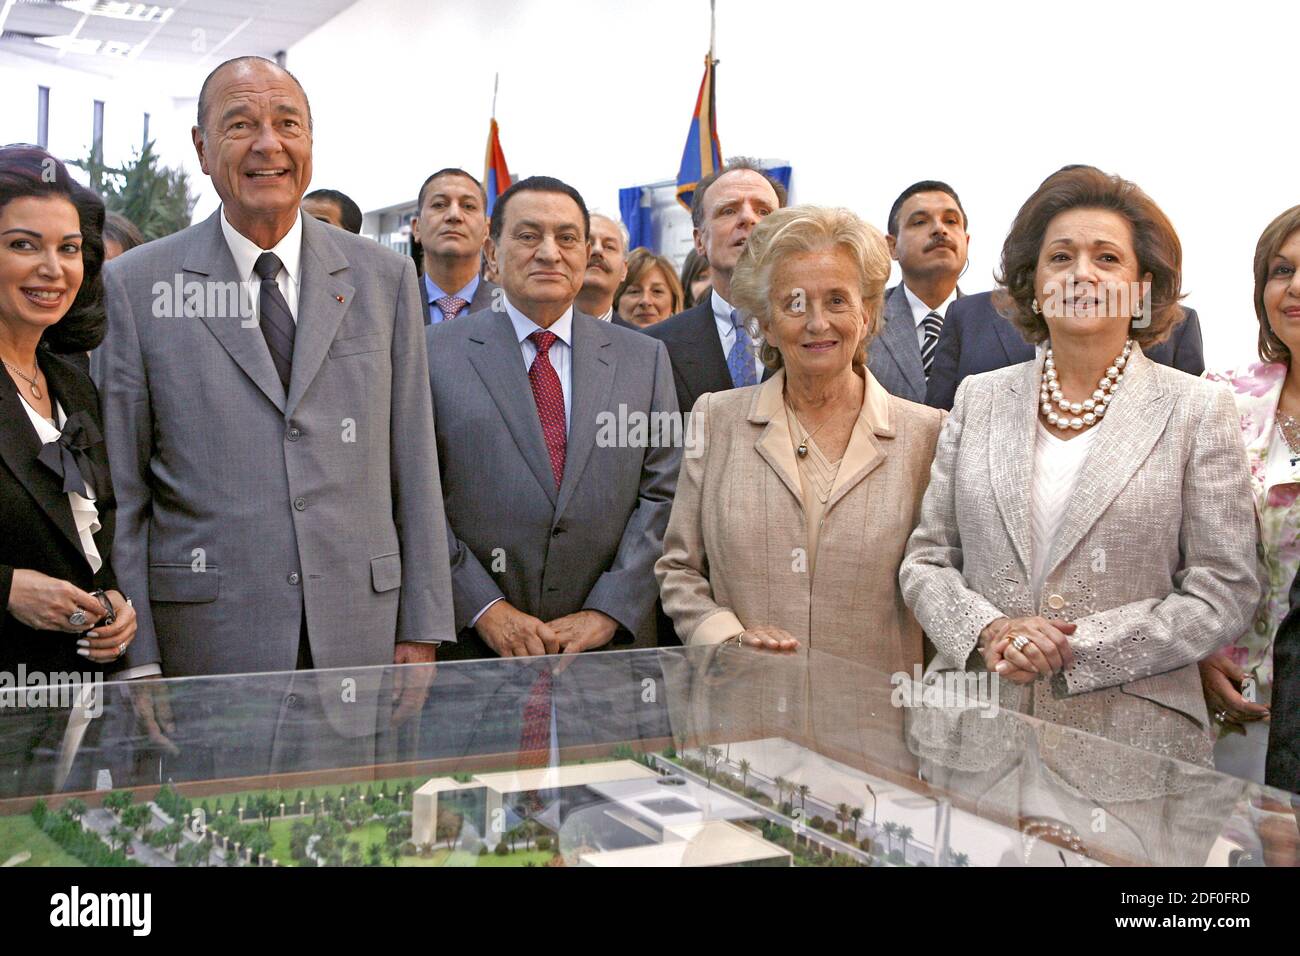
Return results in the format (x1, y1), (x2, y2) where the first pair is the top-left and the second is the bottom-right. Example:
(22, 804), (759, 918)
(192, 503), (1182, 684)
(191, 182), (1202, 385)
(727, 309), (758, 388)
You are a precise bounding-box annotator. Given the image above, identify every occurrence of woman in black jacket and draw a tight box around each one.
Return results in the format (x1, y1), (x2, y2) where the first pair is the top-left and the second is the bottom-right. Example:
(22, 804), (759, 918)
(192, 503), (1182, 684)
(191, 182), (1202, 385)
(0, 145), (136, 793)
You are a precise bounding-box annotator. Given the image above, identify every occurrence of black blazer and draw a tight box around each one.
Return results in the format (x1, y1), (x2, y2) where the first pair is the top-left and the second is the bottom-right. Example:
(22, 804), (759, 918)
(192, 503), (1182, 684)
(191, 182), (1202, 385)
(1266, 569), (1300, 797)
(643, 298), (773, 414)
(0, 350), (119, 674)
(923, 292), (1207, 411)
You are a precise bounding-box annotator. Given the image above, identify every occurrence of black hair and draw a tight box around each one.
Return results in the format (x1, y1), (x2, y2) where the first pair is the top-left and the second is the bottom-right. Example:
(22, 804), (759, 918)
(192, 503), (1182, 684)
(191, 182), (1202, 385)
(416, 168), (487, 212)
(0, 144), (106, 353)
(304, 188), (363, 234)
(887, 180), (968, 236)
(488, 175), (589, 242)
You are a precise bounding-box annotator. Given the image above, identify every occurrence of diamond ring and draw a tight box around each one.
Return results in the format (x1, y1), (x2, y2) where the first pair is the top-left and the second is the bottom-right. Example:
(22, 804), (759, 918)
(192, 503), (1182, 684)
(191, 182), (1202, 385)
(68, 609), (87, 627)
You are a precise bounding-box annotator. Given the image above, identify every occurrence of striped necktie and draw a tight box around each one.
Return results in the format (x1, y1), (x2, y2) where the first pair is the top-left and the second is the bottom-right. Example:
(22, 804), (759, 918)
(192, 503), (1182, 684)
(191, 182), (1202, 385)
(920, 310), (943, 380)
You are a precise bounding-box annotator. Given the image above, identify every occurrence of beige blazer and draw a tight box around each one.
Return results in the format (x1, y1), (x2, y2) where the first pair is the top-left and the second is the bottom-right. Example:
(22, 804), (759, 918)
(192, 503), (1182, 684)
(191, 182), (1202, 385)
(657, 367), (943, 669)
(900, 346), (1261, 767)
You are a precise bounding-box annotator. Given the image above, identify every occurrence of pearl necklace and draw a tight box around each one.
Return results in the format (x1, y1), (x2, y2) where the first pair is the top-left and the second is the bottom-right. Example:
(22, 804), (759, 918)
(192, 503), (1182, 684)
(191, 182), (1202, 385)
(1039, 339), (1133, 432)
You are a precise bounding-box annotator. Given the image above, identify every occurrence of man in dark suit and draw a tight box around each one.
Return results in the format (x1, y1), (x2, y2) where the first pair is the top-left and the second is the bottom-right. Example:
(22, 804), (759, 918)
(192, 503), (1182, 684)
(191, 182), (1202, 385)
(867, 181), (969, 403)
(924, 291), (1206, 410)
(427, 176), (680, 659)
(412, 167), (499, 324)
(645, 158), (786, 414)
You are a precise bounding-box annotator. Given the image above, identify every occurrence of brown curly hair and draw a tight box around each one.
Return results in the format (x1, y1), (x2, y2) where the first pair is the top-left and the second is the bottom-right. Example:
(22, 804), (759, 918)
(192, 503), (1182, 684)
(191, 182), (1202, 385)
(994, 166), (1184, 347)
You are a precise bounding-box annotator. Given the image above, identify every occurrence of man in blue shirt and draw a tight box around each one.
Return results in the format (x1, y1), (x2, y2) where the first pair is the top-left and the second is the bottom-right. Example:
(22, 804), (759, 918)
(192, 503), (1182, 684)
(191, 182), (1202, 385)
(411, 167), (499, 324)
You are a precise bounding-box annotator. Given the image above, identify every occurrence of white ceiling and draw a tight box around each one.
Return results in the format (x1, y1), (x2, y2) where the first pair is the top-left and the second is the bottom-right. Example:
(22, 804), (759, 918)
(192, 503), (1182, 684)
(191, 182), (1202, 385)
(0, 0), (358, 88)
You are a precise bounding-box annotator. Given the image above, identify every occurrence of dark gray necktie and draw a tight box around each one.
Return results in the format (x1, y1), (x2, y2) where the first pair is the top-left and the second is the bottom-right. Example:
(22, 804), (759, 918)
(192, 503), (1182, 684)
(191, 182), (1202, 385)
(920, 311), (943, 380)
(254, 252), (295, 390)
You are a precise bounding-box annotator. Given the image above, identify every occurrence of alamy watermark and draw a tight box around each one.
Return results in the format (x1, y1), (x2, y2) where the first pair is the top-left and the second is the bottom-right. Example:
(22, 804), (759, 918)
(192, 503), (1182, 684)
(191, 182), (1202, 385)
(890, 666), (1000, 717)
(0, 666), (104, 717)
(595, 404), (705, 458)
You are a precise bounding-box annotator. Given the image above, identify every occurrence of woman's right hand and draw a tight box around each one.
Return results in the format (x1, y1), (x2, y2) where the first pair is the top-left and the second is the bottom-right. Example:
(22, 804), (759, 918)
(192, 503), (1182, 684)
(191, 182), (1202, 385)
(1199, 652), (1269, 726)
(5, 569), (108, 634)
(735, 625), (801, 654)
(979, 615), (1077, 678)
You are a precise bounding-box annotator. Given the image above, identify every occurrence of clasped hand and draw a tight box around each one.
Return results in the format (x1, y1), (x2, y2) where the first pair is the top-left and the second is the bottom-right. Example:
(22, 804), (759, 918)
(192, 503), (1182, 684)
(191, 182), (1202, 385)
(475, 602), (618, 658)
(979, 616), (1077, 684)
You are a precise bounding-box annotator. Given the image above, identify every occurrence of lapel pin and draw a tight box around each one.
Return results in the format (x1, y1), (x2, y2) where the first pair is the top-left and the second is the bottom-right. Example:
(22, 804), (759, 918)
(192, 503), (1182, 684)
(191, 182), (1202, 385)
(335, 294), (345, 303)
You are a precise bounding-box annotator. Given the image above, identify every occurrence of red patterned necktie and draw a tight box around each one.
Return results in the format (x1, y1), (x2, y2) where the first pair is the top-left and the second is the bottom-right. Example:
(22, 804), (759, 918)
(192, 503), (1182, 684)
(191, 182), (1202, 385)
(527, 330), (566, 489)
(435, 294), (468, 322)
(517, 668), (554, 770)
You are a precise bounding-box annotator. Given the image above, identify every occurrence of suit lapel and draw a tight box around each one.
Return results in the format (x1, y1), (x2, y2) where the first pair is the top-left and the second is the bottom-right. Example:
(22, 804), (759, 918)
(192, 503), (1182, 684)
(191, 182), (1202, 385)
(1045, 348), (1172, 575)
(185, 211), (287, 414)
(466, 312), (558, 504)
(825, 374), (891, 512)
(0, 365), (83, 555)
(470, 279), (500, 314)
(556, 313), (615, 518)
(988, 359), (1038, 577)
(750, 372), (802, 503)
(877, 286), (926, 397)
(286, 216), (354, 417)
(676, 300), (732, 398)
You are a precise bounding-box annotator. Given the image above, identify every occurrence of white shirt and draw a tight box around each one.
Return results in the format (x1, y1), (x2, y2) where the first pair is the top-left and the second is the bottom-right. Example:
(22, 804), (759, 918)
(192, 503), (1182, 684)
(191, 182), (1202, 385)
(1029, 421), (1099, 601)
(20, 397), (102, 573)
(505, 296), (574, 430)
(711, 289), (763, 382)
(595, 307), (614, 323)
(902, 283), (958, 352)
(219, 207), (304, 323)
(468, 299), (575, 629)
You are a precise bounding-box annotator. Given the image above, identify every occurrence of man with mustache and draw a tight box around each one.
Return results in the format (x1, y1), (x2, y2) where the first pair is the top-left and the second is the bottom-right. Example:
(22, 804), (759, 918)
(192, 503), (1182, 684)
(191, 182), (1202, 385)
(575, 213), (628, 323)
(645, 158), (786, 415)
(868, 180), (970, 403)
(411, 168), (499, 324)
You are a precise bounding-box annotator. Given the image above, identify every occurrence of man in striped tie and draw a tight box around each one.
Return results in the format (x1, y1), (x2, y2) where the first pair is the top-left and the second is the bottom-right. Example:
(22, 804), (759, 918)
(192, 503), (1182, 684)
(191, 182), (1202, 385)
(867, 180), (969, 403)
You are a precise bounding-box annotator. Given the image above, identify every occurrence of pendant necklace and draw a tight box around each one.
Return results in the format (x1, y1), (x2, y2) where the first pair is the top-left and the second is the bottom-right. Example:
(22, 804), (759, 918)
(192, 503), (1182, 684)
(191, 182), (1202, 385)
(2, 358), (42, 400)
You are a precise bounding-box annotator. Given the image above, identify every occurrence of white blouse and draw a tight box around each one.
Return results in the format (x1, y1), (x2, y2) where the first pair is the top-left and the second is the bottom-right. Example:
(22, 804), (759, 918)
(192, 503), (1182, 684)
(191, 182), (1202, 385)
(19, 396), (103, 573)
(1029, 421), (1098, 602)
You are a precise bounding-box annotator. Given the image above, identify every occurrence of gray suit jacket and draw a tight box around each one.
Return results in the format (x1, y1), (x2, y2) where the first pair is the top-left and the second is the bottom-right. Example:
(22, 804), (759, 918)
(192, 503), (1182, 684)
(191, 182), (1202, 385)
(867, 283), (954, 403)
(899, 347), (1261, 766)
(420, 276), (499, 325)
(99, 210), (455, 676)
(427, 306), (681, 652)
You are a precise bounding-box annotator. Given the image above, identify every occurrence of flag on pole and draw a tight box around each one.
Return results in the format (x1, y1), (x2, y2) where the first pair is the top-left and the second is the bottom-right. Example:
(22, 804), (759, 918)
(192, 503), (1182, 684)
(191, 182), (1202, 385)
(675, 53), (722, 212)
(484, 117), (511, 217)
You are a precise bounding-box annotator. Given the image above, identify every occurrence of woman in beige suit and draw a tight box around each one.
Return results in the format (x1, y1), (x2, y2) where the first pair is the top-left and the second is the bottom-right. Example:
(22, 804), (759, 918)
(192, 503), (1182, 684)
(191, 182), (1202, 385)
(900, 167), (1260, 766)
(656, 205), (943, 682)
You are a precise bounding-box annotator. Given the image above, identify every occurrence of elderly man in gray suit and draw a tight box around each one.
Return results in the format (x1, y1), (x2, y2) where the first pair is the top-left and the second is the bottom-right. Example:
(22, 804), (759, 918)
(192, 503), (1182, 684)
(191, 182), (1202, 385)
(867, 180), (970, 402)
(98, 55), (454, 687)
(412, 167), (500, 324)
(427, 176), (680, 660)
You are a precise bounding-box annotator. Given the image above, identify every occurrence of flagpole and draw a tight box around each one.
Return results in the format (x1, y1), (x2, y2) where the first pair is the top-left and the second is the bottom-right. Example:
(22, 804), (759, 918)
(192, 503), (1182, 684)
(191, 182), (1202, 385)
(709, 0), (716, 60)
(491, 72), (499, 119)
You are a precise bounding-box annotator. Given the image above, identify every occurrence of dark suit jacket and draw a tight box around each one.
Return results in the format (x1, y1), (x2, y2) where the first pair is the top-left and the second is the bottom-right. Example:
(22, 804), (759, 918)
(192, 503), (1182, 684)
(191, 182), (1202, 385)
(643, 298), (773, 415)
(427, 307), (682, 658)
(0, 350), (119, 674)
(1266, 569), (1300, 796)
(420, 276), (500, 325)
(924, 291), (1206, 411)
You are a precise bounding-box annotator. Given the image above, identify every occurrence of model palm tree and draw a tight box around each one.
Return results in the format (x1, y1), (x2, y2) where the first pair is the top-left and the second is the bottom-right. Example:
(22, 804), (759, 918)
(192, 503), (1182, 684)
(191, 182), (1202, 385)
(773, 777), (788, 808)
(738, 759), (751, 792)
(898, 826), (913, 861)
(835, 803), (850, 835)
(882, 821), (898, 852)
(850, 807), (863, 841)
(796, 784), (810, 812)
(951, 852), (970, 867)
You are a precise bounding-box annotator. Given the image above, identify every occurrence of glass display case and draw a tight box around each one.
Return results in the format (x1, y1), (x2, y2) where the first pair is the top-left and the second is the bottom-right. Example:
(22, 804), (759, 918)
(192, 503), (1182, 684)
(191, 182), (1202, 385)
(0, 646), (1295, 868)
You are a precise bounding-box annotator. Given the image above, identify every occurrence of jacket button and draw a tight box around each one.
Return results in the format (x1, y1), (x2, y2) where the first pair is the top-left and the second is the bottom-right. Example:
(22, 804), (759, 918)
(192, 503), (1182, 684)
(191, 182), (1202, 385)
(287, 427), (301, 442)
(293, 496), (307, 511)
(287, 572), (300, 585)
(551, 527), (563, 537)
(1046, 594), (1066, 610)
(286, 693), (299, 708)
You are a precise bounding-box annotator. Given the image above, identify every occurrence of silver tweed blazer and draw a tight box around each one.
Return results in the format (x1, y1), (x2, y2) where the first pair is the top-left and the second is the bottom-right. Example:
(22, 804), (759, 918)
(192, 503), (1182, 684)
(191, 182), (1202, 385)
(899, 346), (1261, 766)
